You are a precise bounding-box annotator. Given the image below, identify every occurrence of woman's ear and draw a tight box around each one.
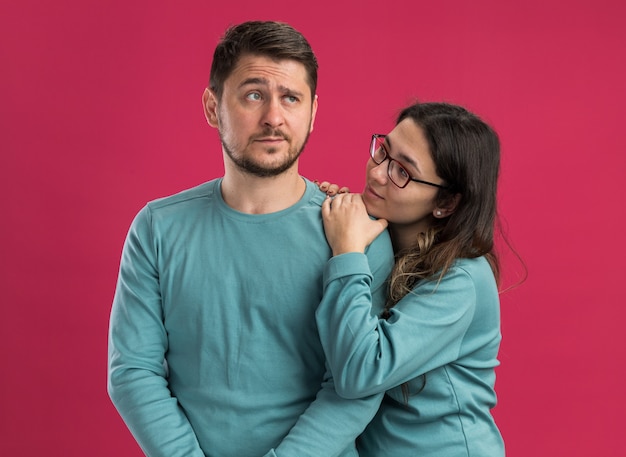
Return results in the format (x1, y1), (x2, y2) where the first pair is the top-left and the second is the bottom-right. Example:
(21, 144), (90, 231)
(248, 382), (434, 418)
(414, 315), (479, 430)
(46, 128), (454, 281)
(434, 193), (461, 218)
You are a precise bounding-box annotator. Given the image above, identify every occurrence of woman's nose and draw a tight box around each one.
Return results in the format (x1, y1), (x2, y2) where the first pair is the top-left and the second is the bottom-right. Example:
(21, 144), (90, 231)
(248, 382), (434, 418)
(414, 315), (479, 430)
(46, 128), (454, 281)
(369, 158), (389, 184)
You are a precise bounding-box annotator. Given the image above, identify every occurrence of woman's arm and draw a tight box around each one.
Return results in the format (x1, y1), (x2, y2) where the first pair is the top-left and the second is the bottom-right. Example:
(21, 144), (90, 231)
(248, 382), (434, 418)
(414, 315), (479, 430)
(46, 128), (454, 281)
(316, 254), (477, 398)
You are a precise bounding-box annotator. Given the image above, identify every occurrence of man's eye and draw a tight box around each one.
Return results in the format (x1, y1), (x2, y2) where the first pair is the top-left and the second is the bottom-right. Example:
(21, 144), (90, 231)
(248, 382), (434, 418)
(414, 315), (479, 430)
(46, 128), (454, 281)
(284, 95), (299, 104)
(246, 92), (262, 101)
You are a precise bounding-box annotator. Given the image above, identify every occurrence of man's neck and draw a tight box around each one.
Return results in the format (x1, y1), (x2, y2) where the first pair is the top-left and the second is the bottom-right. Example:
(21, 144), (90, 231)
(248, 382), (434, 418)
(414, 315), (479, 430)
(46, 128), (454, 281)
(220, 166), (306, 214)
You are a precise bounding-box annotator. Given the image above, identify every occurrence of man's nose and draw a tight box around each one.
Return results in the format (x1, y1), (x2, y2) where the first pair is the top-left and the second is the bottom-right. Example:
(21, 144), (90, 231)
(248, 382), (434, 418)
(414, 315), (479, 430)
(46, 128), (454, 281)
(261, 97), (285, 128)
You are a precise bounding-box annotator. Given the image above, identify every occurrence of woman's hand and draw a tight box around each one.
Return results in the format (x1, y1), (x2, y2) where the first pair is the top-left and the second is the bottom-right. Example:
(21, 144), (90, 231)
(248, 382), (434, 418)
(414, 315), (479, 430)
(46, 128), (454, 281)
(321, 193), (388, 256)
(314, 180), (350, 196)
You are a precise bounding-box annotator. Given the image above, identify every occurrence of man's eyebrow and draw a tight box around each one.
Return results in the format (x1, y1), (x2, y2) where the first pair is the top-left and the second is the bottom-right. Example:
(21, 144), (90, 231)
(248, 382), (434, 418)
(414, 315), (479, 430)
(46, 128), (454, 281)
(239, 77), (268, 88)
(239, 78), (305, 97)
(281, 86), (305, 98)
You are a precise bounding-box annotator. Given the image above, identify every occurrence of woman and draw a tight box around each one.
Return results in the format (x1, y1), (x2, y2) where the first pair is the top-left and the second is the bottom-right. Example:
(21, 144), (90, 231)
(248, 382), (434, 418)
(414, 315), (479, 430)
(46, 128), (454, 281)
(316, 101), (505, 456)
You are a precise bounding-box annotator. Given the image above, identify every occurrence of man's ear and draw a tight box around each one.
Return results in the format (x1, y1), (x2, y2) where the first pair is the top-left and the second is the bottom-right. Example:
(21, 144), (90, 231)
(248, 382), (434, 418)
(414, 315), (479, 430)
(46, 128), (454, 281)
(309, 94), (318, 133)
(434, 193), (461, 218)
(202, 88), (219, 128)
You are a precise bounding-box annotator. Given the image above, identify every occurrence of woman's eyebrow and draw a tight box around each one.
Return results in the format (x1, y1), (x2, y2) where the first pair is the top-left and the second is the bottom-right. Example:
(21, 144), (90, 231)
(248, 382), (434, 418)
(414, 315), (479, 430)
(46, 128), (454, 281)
(386, 136), (422, 172)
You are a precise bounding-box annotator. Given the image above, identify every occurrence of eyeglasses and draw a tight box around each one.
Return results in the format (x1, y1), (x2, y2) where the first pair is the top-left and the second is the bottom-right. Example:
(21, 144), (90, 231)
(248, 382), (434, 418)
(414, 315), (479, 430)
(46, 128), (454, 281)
(370, 134), (448, 189)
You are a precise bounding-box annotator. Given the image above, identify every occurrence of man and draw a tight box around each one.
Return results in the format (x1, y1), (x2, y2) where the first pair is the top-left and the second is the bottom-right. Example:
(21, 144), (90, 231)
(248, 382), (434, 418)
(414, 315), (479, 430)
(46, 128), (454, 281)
(107, 21), (394, 457)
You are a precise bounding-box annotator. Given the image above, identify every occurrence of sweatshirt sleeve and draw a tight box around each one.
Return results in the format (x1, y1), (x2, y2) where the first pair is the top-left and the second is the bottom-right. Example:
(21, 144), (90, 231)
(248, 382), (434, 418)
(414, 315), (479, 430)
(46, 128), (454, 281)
(266, 231), (394, 457)
(316, 252), (476, 399)
(266, 370), (383, 457)
(107, 206), (205, 457)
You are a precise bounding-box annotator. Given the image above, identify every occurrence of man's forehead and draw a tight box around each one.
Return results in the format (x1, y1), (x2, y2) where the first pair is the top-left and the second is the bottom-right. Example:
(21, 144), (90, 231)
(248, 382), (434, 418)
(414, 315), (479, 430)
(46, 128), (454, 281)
(228, 55), (310, 90)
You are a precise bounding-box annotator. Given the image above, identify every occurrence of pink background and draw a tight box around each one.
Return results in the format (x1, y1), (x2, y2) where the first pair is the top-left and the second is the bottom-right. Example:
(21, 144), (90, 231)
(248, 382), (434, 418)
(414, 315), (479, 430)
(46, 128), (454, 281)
(2, 0), (625, 455)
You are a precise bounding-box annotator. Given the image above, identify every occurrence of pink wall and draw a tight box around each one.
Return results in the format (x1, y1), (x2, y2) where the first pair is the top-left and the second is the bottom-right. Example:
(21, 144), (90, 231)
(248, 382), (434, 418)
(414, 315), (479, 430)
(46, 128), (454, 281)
(2, 1), (625, 455)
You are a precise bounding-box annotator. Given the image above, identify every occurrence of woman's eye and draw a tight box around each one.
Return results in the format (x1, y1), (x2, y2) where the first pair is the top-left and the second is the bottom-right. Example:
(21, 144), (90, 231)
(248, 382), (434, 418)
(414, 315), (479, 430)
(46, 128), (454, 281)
(398, 167), (409, 179)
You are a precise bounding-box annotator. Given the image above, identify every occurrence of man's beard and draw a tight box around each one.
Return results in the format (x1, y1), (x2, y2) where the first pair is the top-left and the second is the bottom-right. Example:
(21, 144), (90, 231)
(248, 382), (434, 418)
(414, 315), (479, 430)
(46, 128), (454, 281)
(221, 127), (312, 178)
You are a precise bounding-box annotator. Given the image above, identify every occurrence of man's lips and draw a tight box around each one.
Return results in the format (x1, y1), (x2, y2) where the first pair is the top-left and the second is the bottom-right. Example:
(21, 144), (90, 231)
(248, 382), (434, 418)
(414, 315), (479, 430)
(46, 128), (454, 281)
(252, 137), (288, 148)
(256, 136), (284, 142)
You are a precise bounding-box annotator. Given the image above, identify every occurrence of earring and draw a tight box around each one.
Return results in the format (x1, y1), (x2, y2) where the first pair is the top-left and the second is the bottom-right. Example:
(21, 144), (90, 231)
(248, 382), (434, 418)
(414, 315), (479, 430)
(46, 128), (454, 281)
(436, 210), (442, 216)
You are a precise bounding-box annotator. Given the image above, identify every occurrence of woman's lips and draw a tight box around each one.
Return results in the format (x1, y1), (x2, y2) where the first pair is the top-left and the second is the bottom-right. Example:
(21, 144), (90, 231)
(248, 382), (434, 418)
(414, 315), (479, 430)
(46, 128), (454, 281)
(364, 184), (383, 200)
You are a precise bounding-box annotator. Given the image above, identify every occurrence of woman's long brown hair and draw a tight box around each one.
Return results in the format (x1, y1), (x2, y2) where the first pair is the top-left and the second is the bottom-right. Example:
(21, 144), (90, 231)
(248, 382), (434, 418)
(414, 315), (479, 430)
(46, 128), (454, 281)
(382, 102), (501, 305)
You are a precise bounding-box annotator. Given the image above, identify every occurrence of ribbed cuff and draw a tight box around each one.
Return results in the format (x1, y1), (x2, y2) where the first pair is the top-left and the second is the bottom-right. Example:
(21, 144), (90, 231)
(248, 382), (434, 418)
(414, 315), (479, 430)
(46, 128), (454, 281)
(323, 252), (372, 285)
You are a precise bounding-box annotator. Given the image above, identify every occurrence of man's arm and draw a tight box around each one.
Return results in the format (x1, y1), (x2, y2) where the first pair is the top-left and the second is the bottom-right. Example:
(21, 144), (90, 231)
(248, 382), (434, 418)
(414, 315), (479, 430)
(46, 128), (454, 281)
(265, 230), (394, 457)
(107, 207), (205, 457)
(266, 372), (383, 457)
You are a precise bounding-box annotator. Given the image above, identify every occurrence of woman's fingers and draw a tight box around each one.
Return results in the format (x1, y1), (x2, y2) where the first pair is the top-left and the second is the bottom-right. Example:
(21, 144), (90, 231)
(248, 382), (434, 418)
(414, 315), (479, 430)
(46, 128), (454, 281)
(315, 180), (350, 196)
